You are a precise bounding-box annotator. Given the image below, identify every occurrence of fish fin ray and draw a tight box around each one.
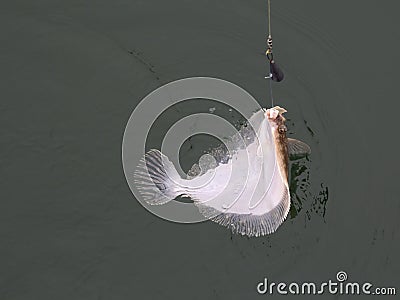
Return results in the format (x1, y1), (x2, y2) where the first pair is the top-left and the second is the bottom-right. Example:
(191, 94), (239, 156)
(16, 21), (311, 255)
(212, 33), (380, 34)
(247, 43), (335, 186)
(287, 138), (311, 160)
(195, 188), (290, 237)
(134, 149), (183, 205)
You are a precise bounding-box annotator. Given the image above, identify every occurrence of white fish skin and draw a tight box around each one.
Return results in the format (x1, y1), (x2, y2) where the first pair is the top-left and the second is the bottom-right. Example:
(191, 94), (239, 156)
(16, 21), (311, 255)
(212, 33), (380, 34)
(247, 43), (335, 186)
(134, 107), (310, 237)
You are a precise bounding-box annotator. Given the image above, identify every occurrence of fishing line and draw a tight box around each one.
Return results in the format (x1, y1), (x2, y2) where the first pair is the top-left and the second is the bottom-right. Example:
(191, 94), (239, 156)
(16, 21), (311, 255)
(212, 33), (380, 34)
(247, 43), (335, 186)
(269, 74), (274, 107)
(266, 0), (274, 108)
(267, 0), (271, 37)
(265, 0), (284, 107)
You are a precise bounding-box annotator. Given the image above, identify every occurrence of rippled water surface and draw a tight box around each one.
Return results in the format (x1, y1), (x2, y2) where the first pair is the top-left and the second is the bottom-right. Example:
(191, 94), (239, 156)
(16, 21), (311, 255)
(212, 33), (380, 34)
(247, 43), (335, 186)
(1, 0), (399, 299)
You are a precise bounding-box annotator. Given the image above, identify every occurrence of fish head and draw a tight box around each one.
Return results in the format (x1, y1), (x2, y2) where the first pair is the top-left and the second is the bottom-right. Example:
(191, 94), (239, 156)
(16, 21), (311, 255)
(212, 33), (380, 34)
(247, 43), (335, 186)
(265, 106), (287, 133)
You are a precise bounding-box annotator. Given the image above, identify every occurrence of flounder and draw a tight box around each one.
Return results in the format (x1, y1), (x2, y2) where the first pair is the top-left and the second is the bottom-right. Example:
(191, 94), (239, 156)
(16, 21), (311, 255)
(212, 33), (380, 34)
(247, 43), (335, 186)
(134, 106), (310, 237)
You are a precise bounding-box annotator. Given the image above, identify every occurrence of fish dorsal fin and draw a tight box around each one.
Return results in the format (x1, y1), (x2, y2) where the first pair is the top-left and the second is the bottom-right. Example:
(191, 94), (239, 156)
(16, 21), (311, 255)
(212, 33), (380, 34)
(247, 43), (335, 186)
(287, 138), (311, 160)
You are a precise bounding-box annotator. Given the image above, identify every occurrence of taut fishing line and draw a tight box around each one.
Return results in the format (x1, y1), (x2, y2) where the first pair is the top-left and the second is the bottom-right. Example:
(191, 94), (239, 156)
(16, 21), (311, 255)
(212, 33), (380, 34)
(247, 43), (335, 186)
(265, 0), (284, 107)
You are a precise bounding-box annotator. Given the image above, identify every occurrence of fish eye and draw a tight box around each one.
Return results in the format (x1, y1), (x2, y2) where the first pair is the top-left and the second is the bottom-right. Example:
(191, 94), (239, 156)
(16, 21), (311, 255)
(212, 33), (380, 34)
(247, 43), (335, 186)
(278, 125), (287, 133)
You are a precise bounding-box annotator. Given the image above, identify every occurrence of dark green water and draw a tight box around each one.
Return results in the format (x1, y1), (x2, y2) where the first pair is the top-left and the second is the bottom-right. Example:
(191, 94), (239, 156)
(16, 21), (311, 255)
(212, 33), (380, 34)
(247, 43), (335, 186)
(1, 0), (399, 299)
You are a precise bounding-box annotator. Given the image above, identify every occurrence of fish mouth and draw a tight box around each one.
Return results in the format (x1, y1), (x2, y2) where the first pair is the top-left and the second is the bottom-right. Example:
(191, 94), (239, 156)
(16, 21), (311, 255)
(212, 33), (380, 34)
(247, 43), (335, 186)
(272, 106), (287, 115)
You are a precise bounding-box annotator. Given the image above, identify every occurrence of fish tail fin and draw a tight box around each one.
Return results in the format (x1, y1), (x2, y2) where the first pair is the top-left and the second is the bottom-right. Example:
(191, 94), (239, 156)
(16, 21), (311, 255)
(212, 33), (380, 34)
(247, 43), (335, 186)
(134, 149), (185, 205)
